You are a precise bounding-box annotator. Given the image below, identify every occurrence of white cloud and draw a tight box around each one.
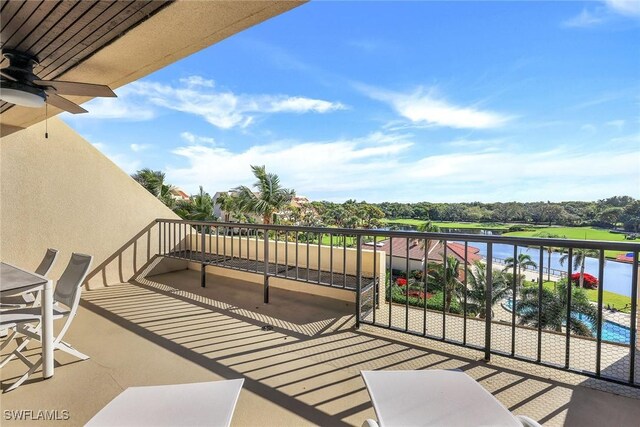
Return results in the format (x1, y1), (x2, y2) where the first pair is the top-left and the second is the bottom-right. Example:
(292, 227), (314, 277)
(361, 85), (511, 129)
(163, 132), (640, 203)
(266, 97), (346, 113)
(179, 76), (215, 87)
(605, 0), (640, 17)
(563, 1), (640, 28)
(132, 80), (347, 128)
(66, 76), (346, 128)
(130, 143), (151, 152)
(180, 131), (216, 145)
(165, 132), (414, 195)
(581, 124), (597, 133)
(446, 138), (505, 151)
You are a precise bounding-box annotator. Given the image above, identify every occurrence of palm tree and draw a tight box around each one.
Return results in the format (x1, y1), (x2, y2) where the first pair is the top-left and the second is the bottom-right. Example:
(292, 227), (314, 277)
(189, 186), (214, 220)
(503, 253), (537, 285)
(533, 232), (566, 282)
(216, 192), (237, 222)
(417, 221), (440, 233)
(131, 168), (163, 195)
(131, 168), (177, 208)
(173, 186), (215, 221)
(427, 255), (463, 313)
(516, 280), (597, 337)
(559, 248), (601, 288)
(234, 165), (295, 224)
(415, 220), (442, 258)
(463, 261), (511, 319)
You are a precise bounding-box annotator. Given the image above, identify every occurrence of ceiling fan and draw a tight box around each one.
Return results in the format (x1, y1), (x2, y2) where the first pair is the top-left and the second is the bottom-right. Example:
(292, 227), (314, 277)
(0, 50), (116, 114)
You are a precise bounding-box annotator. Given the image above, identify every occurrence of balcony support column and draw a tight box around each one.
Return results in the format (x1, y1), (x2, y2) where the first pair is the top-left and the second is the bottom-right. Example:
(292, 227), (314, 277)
(264, 229), (270, 304)
(484, 243), (493, 362)
(356, 235), (362, 329)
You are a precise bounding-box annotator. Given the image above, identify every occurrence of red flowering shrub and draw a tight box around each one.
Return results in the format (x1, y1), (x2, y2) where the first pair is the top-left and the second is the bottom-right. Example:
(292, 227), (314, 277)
(396, 278), (407, 287)
(570, 273), (599, 289)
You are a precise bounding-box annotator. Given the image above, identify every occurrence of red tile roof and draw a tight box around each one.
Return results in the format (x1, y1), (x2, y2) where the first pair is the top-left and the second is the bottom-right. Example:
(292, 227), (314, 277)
(363, 238), (482, 264)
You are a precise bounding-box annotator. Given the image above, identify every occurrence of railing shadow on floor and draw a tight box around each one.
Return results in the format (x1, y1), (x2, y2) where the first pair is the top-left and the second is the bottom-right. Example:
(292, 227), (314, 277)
(76, 268), (640, 426)
(83, 221), (190, 290)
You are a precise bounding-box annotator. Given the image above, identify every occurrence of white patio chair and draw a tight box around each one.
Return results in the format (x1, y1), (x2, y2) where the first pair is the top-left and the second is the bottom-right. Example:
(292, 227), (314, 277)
(0, 253), (92, 391)
(0, 248), (59, 309)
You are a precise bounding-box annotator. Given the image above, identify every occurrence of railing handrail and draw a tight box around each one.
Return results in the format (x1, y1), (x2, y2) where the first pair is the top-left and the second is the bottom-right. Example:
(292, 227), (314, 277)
(156, 218), (640, 252)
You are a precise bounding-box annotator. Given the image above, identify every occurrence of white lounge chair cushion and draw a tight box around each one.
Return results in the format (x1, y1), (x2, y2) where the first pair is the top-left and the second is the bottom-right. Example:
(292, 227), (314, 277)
(86, 379), (244, 427)
(361, 370), (523, 427)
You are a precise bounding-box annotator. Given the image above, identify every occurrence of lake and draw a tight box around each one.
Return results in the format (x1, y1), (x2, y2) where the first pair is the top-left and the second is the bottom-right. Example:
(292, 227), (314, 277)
(472, 242), (633, 297)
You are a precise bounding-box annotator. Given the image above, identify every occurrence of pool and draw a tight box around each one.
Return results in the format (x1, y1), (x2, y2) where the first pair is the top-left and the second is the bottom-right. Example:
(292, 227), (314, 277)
(502, 299), (631, 345)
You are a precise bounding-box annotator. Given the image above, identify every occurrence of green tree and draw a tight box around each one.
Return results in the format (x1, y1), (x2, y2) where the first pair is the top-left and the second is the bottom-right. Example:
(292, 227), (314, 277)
(417, 221), (440, 233)
(217, 192), (237, 222)
(463, 261), (511, 319)
(516, 280), (596, 337)
(173, 186), (215, 221)
(427, 256), (463, 313)
(597, 207), (624, 229)
(559, 248), (600, 288)
(503, 253), (538, 284)
(622, 200), (640, 232)
(533, 232), (566, 282)
(234, 165), (295, 224)
(131, 168), (176, 208)
(415, 221), (442, 256)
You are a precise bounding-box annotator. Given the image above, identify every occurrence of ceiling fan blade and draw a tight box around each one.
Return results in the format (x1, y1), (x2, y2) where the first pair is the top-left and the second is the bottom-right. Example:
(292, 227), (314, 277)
(34, 79), (116, 97)
(45, 92), (87, 114)
(0, 70), (17, 81)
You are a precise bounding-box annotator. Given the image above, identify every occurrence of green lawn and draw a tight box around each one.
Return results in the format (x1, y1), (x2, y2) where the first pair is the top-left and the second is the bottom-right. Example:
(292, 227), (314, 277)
(503, 226), (630, 258)
(530, 281), (631, 313)
(384, 218), (511, 230)
(503, 226), (626, 241)
(319, 235), (357, 247)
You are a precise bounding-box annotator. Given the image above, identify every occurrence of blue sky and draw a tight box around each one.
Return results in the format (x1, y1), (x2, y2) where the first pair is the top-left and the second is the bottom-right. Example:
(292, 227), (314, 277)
(63, 0), (640, 203)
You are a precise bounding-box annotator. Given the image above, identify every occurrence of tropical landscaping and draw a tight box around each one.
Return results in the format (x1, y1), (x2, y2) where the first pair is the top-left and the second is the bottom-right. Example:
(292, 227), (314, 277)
(387, 259), (620, 339)
(132, 166), (639, 245)
(131, 165), (636, 338)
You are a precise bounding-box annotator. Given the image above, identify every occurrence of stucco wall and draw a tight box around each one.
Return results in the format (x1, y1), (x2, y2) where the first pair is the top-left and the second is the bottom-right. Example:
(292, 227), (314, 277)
(0, 118), (179, 288)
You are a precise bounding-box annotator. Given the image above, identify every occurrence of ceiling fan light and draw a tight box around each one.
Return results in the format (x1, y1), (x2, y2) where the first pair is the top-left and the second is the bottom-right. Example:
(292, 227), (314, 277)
(0, 86), (45, 108)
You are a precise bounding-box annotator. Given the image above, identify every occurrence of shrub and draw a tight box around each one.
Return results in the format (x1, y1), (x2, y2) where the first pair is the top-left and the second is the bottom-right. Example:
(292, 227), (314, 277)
(508, 225), (534, 232)
(570, 273), (599, 289)
(391, 269), (407, 278)
(388, 285), (462, 314)
(411, 269), (424, 280)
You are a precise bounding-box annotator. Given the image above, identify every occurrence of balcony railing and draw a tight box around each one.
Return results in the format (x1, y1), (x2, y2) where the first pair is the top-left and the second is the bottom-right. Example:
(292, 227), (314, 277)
(156, 219), (640, 388)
